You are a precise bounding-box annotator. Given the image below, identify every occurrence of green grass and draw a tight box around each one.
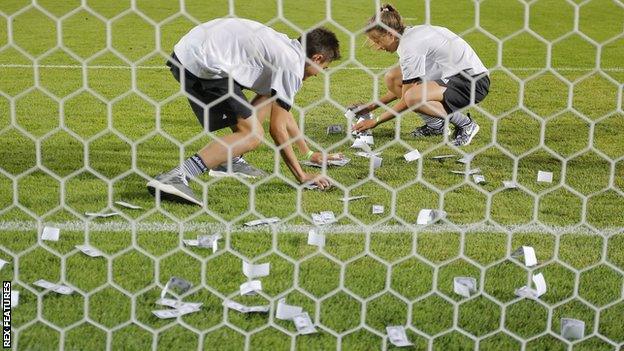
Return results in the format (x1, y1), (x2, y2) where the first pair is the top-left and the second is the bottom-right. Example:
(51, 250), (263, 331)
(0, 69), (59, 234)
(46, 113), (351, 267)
(1, 0), (624, 350)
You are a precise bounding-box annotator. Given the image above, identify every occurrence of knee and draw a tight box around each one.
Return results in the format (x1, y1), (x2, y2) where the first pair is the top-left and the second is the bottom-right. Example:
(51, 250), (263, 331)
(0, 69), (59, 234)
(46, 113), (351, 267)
(403, 88), (422, 108)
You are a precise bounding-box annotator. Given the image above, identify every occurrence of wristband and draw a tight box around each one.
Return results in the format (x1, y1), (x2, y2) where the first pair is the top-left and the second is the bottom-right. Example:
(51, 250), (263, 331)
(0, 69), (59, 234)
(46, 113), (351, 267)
(305, 150), (314, 160)
(375, 115), (381, 124)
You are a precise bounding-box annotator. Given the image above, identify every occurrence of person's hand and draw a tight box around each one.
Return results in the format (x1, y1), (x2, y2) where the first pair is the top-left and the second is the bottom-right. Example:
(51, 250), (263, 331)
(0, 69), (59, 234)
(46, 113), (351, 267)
(352, 118), (377, 133)
(300, 173), (332, 190)
(347, 103), (372, 115)
(309, 152), (344, 165)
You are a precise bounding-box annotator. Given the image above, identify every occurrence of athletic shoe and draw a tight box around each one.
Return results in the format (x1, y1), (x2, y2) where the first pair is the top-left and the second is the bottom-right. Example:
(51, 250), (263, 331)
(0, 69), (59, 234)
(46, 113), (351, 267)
(451, 117), (480, 147)
(209, 157), (268, 179)
(147, 171), (202, 206)
(410, 125), (447, 138)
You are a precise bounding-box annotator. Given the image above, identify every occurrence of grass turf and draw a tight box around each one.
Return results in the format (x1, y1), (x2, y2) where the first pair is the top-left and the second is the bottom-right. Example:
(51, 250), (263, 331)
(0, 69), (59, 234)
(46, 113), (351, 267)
(1, 0), (623, 350)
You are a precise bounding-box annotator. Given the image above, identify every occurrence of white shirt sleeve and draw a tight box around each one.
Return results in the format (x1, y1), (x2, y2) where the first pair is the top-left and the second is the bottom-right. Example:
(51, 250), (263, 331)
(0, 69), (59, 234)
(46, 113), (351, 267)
(399, 47), (426, 83)
(270, 68), (302, 111)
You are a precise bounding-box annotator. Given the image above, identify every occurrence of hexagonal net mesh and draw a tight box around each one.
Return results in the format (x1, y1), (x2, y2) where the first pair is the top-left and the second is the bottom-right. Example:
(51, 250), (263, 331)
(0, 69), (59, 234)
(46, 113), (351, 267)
(0, 0), (623, 350)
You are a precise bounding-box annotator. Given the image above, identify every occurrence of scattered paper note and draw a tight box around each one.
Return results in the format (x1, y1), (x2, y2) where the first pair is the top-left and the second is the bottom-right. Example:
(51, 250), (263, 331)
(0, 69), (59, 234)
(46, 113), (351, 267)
(351, 138), (372, 153)
(293, 312), (318, 334)
(223, 300), (270, 313)
(339, 195), (368, 202)
(360, 135), (374, 145)
(152, 305), (199, 319)
(243, 261), (270, 279)
(416, 209), (447, 225)
(473, 174), (486, 184)
(344, 109), (356, 120)
(403, 149), (421, 162)
(307, 229), (325, 248)
(75, 245), (103, 258)
(302, 158), (351, 168)
(386, 326), (413, 347)
(244, 217), (280, 227)
(240, 280), (262, 295)
(11, 291), (19, 307)
(372, 205), (384, 214)
(457, 154), (474, 164)
(156, 298), (202, 310)
(41, 226), (60, 242)
(161, 277), (192, 299)
(451, 168), (481, 175)
(503, 180), (517, 189)
(276, 298), (303, 320)
(33, 279), (74, 295)
(372, 156), (383, 169)
(114, 201), (142, 210)
(183, 239), (199, 247)
(355, 151), (381, 159)
(431, 154), (455, 161)
(85, 212), (120, 218)
(561, 318), (585, 340)
(0, 259), (8, 271)
(511, 246), (537, 267)
(515, 272), (547, 299)
(198, 234), (221, 253)
(312, 211), (337, 226)
(326, 124), (343, 134)
(453, 277), (477, 297)
(537, 170), (553, 183)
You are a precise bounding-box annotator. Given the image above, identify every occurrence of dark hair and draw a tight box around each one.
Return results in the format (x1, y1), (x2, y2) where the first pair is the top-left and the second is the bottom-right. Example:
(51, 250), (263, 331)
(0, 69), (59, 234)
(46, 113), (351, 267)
(366, 4), (405, 35)
(298, 27), (341, 62)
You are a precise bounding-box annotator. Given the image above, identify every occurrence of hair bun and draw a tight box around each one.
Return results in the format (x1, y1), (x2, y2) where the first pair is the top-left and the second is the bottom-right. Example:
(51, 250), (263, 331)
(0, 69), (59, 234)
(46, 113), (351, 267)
(381, 4), (395, 12)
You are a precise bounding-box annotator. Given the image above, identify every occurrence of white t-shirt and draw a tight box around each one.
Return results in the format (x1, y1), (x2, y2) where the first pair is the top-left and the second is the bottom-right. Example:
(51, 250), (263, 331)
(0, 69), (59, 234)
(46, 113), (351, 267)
(397, 25), (487, 84)
(174, 18), (305, 110)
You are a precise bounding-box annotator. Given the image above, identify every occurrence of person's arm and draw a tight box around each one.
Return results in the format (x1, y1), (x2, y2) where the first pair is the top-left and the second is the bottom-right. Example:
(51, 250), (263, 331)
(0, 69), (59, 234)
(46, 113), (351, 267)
(283, 114), (343, 164)
(352, 82), (415, 133)
(354, 91), (399, 114)
(269, 101), (331, 189)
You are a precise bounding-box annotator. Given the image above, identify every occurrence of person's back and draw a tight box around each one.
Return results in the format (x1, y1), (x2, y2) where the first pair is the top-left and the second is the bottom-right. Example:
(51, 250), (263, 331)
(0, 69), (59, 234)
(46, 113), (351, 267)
(174, 18), (305, 107)
(398, 25), (487, 83)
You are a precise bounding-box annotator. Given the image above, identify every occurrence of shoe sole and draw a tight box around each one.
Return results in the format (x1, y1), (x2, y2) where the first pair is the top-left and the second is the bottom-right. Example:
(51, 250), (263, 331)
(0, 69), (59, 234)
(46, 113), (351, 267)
(463, 123), (480, 146)
(411, 129), (452, 138)
(208, 170), (258, 179)
(146, 180), (202, 206)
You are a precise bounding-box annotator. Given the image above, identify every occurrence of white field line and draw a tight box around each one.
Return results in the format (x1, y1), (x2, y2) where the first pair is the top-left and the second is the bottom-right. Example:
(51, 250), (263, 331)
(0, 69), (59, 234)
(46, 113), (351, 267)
(0, 64), (623, 72)
(0, 220), (620, 236)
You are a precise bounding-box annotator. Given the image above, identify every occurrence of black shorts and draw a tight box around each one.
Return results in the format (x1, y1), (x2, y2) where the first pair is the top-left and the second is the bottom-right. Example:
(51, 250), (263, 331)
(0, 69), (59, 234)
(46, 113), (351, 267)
(167, 53), (252, 132)
(437, 72), (490, 114)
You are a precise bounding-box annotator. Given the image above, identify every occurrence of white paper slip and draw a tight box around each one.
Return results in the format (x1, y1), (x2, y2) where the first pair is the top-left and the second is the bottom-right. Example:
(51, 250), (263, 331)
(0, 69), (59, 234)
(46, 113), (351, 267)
(326, 124), (343, 134)
(511, 246), (538, 267)
(453, 277), (477, 298)
(198, 234), (221, 253)
(223, 300), (270, 313)
(307, 229), (326, 248)
(537, 170), (553, 183)
(152, 306), (199, 319)
(338, 195), (368, 202)
(515, 272), (547, 299)
(503, 180), (518, 189)
(386, 326), (413, 347)
(293, 312), (318, 335)
(0, 259), (8, 271)
(303, 183), (320, 190)
(240, 280), (262, 296)
(403, 149), (421, 162)
(156, 298), (202, 310)
(243, 261), (270, 279)
(561, 318), (585, 340)
(344, 108), (356, 120)
(33, 279), (74, 295)
(183, 239), (199, 247)
(114, 201), (142, 210)
(244, 217), (280, 227)
(41, 226), (60, 242)
(276, 298), (303, 320)
(360, 135), (374, 145)
(457, 154), (474, 164)
(75, 245), (104, 258)
(372, 155), (383, 169)
(431, 154), (455, 161)
(355, 151), (381, 159)
(85, 212), (120, 218)
(372, 205), (384, 214)
(351, 138), (372, 152)
(11, 291), (19, 307)
(416, 209), (447, 225)
(161, 277), (193, 299)
(302, 158), (351, 168)
(450, 168), (481, 175)
(473, 174), (486, 184)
